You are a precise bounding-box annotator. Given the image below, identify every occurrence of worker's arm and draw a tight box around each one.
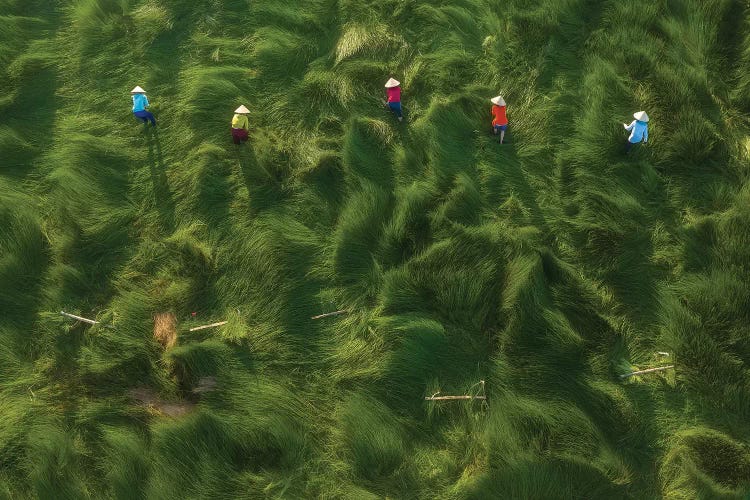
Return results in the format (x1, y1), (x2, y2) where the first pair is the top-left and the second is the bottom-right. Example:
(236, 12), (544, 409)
(623, 120), (634, 130)
(643, 126), (648, 143)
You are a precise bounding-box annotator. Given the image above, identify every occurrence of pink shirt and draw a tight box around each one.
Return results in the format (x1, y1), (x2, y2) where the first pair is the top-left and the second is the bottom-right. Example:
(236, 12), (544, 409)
(387, 86), (401, 103)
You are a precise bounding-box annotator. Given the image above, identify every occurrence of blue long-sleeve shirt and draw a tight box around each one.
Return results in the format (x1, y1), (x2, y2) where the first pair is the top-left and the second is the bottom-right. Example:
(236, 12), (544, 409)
(132, 94), (149, 113)
(624, 120), (648, 143)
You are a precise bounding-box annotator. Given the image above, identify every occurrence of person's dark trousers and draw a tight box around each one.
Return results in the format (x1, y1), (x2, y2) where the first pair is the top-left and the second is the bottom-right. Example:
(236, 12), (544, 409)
(232, 128), (249, 145)
(388, 101), (403, 118)
(134, 110), (156, 126)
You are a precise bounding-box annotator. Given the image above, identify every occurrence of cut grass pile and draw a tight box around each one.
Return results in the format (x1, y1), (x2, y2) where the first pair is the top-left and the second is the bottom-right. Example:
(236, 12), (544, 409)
(1, 0), (750, 497)
(152, 312), (176, 349)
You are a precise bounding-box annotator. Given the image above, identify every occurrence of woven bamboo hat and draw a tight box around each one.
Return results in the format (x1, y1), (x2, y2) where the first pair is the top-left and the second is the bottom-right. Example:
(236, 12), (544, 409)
(235, 105), (250, 114)
(633, 111), (649, 122)
(130, 86), (146, 94)
(384, 78), (400, 88)
(491, 96), (506, 106)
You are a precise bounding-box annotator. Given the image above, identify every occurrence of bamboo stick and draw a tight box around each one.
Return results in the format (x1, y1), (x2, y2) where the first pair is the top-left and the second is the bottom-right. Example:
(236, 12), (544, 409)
(426, 381), (486, 401)
(60, 311), (99, 325)
(311, 310), (348, 320)
(621, 365), (674, 379)
(189, 321), (227, 332)
(425, 395), (487, 401)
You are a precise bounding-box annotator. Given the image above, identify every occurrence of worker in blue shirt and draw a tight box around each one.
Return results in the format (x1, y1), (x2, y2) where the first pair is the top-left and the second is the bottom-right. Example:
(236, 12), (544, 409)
(623, 111), (648, 153)
(131, 86), (156, 126)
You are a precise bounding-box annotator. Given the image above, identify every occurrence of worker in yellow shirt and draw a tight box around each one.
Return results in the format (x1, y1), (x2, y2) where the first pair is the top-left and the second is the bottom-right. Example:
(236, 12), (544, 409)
(231, 105), (250, 144)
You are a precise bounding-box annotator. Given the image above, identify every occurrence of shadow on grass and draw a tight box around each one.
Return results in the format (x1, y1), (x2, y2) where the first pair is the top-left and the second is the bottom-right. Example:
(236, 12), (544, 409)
(482, 135), (553, 238)
(147, 127), (175, 232)
(234, 143), (286, 213)
(3, 65), (58, 179)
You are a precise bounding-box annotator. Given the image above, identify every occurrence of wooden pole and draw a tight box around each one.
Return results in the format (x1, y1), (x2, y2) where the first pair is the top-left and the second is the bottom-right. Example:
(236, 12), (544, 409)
(311, 310), (348, 320)
(60, 311), (99, 325)
(425, 395), (487, 401)
(425, 381), (486, 401)
(189, 321), (227, 332)
(621, 365), (674, 379)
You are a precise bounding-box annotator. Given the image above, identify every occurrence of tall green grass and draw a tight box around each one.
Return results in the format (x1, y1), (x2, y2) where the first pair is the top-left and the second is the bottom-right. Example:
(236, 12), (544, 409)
(1, 0), (750, 497)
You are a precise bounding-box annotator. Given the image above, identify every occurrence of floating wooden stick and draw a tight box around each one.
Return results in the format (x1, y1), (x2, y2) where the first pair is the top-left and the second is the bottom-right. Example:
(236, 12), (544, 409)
(311, 310), (348, 320)
(621, 365), (674, 379)
(60, 311), (99, 325)
(189, 321), (227, 332)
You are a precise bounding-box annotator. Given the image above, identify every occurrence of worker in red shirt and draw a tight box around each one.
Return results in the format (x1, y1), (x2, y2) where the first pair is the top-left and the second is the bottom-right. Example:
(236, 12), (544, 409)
(491, 96), (508, 144)
(385, 77), (403, 122)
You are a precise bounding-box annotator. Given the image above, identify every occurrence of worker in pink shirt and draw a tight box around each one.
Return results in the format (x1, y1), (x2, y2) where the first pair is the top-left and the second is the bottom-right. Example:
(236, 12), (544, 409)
(384, 77), (403, 122)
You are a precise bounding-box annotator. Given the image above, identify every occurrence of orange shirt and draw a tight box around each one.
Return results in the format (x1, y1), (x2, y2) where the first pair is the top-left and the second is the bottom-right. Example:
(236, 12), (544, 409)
(492, 105), (508, 126)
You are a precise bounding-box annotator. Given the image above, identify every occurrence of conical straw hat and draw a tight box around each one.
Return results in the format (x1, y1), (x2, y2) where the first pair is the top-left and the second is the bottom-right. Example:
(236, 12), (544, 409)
(633, 111), (649, 122)
(235, 105), (250, 114)
(384, 78), (400, 88)
(491, 96), (506, 106)
(130, 86), (146, 94)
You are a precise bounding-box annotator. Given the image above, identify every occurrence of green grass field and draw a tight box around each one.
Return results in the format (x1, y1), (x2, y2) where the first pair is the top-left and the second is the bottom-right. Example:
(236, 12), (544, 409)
(2, 0), (750, 497)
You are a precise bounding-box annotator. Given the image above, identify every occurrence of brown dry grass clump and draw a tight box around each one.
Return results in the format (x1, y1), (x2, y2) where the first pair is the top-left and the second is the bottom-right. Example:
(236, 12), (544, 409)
(153, 312), (177, 349)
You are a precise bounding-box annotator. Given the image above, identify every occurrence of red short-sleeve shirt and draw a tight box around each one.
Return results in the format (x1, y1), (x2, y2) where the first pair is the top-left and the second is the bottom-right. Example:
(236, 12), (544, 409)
(492, 105), (508, 126)
(387, 86), (401, 103)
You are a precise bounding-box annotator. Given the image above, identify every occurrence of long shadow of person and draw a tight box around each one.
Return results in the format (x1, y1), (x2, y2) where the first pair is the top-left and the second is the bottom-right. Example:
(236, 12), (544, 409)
(234, 143), (283, 213)
(478, 127), (555, 245)
(147, 128), (176, 232)
(235, 143), (260, 187)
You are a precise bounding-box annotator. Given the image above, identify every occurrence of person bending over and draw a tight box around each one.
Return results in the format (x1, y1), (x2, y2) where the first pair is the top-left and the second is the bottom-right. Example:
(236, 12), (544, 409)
(131, 86), (156, 126)
(624, 111), (649, 153)
(231, 105), (250, 145)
